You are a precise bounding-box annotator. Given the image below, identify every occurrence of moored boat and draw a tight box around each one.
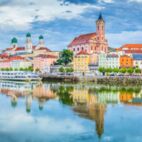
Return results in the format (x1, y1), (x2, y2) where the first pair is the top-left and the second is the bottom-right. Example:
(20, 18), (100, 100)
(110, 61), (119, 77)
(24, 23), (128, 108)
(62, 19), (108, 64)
(0, 71), (42, 81)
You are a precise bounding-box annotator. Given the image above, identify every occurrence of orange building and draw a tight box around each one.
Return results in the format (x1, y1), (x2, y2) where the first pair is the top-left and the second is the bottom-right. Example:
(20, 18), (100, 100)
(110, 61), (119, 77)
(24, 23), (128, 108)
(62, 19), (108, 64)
(120, 55), (133, 68)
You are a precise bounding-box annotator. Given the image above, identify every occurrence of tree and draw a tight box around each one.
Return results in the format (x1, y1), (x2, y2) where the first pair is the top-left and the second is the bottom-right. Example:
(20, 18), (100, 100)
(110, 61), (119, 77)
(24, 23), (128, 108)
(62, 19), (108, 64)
(28, 66), (33, 72)
(98, 67), (105, 73)
(59, 67), (65, 73)
(120, 68), (126, 74)
(56, 49), (73, 65)
(113, 68), (119, 73)
(135, 68), (141, 74)
(66, 67), (74, 73)
(105, 68), (112, 73)
(127, 68), (134, 75)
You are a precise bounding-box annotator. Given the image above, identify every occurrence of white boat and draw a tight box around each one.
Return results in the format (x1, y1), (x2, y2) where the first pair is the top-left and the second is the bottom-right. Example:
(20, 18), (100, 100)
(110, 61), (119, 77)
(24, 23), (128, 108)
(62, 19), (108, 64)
(0, 71), (42, 81)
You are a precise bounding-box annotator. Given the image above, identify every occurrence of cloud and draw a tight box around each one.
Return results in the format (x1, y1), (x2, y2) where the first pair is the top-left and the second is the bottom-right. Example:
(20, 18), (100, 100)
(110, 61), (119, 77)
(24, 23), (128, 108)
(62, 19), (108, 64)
(128, 0), (142, 2)
(99, 0), (114, 3)
(107, 31), (142, 48)
(0, 0), (104, 31)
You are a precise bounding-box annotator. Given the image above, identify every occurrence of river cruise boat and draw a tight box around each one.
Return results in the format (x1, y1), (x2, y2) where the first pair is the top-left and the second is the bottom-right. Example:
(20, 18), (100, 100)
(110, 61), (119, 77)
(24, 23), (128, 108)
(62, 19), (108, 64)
(0, 71), (42, 81)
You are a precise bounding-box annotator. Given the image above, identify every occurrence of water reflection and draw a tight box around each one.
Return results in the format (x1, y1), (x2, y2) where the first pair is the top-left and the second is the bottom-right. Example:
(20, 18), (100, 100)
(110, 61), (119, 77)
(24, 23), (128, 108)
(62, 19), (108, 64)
(0, 81), (142, 141)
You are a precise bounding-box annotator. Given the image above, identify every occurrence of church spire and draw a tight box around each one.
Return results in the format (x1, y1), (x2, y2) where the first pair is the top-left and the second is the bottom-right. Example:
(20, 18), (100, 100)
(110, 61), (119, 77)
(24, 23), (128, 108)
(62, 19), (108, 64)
(97, 13), (104, 22)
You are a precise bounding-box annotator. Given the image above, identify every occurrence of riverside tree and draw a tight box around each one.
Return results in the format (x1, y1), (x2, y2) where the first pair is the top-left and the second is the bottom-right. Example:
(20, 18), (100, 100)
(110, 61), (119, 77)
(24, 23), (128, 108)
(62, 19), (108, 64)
(56, 49), (73, 66)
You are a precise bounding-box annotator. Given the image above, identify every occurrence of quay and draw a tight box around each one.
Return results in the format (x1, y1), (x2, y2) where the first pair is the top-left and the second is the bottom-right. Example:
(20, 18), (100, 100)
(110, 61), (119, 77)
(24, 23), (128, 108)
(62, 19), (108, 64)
(41, 73), (142, 85)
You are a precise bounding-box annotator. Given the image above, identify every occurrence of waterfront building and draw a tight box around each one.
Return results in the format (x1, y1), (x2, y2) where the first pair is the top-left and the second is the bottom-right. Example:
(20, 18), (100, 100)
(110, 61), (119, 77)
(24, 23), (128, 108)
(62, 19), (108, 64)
(0, 56), (32, 69)
(120, 55), (133, 68)
(68, 13), (108, 55)
(73, 50), (90, 73)
(98, 53), (119, 68)
(132, 54), (142, 69)
(0, 33), (59, 71)
(33, 54), (58, 73)
(116, 44), (142, 54)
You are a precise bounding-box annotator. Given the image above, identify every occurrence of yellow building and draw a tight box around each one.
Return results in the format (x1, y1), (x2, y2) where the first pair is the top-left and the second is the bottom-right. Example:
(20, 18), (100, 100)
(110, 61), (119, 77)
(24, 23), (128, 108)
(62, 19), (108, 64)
(73, 50), (90, 73)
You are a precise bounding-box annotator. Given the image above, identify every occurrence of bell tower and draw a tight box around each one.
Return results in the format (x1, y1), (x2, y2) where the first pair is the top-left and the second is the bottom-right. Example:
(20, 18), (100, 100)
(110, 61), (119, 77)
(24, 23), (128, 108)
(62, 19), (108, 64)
(96, 13), (108, 53)
(11, 37), (18, 49)
(26, 32), (33, 53)
(96, 13), (105, 42)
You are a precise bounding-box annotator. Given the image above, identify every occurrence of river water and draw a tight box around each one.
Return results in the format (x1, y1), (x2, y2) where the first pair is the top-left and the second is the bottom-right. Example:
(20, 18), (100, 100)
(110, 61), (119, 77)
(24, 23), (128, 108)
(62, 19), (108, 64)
(0, 81), (142, 142)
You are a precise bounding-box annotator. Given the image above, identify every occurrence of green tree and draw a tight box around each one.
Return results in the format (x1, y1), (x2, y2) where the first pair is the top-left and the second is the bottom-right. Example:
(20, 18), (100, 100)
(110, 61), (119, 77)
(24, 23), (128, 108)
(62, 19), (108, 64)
(59, 67), (65, 73)
(120, 68), (126, 74)
(28, 66), (33, 72)
(98, 67), (105, 73)
(56, 49), (73, 65)
(105, 68), (112, 73)
(113, 68), (119, 73)
(66, 67), (74, 73)
(127, 68), (134, 75)
(135, 68), (141, 74)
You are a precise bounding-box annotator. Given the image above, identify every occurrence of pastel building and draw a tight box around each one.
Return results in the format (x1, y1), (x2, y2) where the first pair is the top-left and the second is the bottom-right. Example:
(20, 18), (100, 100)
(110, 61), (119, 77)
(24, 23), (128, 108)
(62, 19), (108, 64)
(132, 54), (142, 69)
(33, 54), (58, 72)
(0, 56), (32, 69)
(120, 55), (133, 68)
(0, 33), (59, 70)
(98, 53), (119, 68)
(68, 14), (108, 55)
(73, 50), (90, 73)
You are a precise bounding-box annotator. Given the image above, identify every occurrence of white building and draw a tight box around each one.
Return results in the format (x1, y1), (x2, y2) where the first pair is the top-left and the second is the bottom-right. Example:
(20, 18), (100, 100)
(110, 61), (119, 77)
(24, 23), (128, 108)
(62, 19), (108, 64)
(99, 53), (120, 68)
(132, 54), (142, 69)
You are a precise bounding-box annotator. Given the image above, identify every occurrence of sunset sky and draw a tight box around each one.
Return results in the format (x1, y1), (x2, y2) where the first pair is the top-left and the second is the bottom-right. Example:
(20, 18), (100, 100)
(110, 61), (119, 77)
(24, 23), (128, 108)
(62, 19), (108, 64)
(0, 0), (142, 50)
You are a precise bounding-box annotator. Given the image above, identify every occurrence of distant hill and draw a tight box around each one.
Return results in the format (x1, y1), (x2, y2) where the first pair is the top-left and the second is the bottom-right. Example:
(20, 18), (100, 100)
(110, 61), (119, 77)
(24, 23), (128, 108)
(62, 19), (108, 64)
(109, 47), (116, 52)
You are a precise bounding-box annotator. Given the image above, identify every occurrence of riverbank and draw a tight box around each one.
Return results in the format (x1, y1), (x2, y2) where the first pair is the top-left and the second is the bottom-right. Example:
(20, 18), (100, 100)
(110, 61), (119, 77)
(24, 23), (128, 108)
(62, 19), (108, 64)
(42, 75), (142, 86)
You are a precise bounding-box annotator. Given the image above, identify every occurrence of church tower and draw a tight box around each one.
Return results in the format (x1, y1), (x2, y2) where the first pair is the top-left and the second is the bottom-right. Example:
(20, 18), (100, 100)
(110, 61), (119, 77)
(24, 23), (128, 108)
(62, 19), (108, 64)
(36, 35), (45, 49)
(96, 13), (108, 53)
(11, 37), (18, 49)
(25, 33), (33, 53)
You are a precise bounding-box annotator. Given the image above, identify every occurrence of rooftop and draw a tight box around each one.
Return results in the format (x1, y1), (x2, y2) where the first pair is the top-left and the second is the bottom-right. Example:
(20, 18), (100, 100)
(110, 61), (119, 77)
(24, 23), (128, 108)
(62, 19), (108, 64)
(76, 50), (89, 56)
(68, 33), (96, 47)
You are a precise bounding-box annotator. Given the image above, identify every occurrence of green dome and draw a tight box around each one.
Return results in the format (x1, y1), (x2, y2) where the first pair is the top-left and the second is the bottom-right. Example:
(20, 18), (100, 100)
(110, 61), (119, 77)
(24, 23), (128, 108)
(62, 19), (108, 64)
(11, 37), (18, 44)
(39, 35), (44, 39)
(26, 32), (31, 37)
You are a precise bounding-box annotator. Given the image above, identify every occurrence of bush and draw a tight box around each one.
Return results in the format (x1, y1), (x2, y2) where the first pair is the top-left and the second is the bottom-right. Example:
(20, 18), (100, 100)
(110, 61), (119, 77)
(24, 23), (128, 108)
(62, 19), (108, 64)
(59, 67), (65, 73)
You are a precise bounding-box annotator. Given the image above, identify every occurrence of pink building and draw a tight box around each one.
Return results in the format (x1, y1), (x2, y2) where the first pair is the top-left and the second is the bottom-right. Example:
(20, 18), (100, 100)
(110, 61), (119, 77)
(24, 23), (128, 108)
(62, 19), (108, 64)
(33, 54), (58, 72)
(0, 60), (11, 69)
(68, 14), (108, 55)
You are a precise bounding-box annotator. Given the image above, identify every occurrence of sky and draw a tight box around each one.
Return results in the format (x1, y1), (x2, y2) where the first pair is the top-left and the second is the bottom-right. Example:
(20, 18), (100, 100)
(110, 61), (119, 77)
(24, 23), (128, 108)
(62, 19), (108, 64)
(0, 0), (142, 51)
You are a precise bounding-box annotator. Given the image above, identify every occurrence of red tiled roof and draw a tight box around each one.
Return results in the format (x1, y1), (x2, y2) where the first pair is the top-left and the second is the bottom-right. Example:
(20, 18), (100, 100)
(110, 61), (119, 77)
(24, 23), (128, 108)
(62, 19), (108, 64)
(6, 46), (37, 51)
(8, 56), (25, 61)
(15, 47), (25, 51)
(117, 44), (142, 51)
(77, 50), (89, 55)
(123, 44), (142, 48)
(68, 33), (96, 47)
(36, 47), (51, 52)
(0, 53), (9, 58)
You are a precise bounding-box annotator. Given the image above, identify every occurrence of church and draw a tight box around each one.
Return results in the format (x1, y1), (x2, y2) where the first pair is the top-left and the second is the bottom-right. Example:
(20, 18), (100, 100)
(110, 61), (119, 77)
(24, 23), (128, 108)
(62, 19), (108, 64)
(68, 13), (108, 55)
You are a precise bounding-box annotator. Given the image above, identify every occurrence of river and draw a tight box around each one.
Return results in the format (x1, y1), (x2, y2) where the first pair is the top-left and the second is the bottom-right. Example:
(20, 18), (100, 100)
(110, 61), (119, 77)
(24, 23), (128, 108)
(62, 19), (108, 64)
(0, 81), (142, 142)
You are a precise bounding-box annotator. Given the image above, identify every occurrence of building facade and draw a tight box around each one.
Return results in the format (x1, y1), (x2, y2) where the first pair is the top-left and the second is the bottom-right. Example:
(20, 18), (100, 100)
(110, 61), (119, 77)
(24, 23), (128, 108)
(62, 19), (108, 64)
(33, 54), (58, 73)
(68, 14), (108, 55)
(120, 55), (133, 68)
(132, 54), (142, 69)
(73, 51), (90, 73)
(98, 53), (119, 68)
